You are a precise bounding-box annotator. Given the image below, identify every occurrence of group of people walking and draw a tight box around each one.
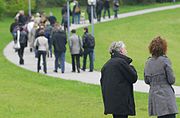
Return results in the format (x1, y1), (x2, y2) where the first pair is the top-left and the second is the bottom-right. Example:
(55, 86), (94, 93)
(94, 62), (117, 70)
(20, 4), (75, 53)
(10, 10), (95, 74)
(100, 37), (178, 118)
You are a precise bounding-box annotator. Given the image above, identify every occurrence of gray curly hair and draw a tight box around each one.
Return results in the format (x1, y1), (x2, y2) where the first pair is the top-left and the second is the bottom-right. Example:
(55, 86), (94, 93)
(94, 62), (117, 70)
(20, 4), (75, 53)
(109, 41), (126, 54)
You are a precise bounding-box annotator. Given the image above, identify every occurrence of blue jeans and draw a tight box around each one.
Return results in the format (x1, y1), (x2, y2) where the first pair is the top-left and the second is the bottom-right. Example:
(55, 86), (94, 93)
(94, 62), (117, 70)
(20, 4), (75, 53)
(54, 51), (65, 73)
(82, 50), (94, 71)
(74, 13), (80, 24)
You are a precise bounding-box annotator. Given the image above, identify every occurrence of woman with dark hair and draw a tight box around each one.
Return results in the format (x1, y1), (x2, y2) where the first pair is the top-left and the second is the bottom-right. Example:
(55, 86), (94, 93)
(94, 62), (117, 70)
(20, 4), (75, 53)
(34, 30), (49, 73)
(144, 36), (178, 118)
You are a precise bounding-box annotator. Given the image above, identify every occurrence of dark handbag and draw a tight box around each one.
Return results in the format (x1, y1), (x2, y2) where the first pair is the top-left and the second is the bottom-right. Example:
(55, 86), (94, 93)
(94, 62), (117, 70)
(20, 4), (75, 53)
(78, 36), (84, 56)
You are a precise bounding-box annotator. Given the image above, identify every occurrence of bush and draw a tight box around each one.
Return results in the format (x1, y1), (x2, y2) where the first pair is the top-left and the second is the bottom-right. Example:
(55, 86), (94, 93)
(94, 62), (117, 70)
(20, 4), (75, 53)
(5, 0), (36, 16)
(0, 0), (6, 18)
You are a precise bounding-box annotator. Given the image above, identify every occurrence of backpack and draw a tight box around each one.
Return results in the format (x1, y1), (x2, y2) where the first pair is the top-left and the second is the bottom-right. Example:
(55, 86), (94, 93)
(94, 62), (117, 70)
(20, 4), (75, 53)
(74, 4), (80, 13)
(86, 33), (95, 48)
(19, 31), (27, 44)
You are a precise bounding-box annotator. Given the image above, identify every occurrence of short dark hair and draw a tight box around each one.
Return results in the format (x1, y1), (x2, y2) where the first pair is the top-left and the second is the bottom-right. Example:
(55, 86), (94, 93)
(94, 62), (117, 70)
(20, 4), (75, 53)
(149, 36), (167, 57)
(39, 30), (45, 36)
(84, 27), (88, 33)
(71, 29), (76, 33)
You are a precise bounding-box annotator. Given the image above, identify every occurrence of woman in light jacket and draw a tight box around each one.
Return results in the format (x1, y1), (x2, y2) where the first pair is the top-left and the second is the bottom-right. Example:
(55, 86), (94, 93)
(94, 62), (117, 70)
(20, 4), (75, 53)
(34, 30), (49, 74)
(144, 36), (178, 118)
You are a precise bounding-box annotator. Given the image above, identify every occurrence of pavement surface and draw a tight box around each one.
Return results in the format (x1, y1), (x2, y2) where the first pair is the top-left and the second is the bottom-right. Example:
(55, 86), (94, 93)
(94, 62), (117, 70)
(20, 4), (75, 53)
(3, 4), (180, 97)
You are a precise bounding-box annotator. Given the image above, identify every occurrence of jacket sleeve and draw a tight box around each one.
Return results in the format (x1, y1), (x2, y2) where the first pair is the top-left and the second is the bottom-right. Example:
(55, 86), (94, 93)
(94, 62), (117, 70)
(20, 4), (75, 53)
(164, 58), (175, 85)
(121, 61), (138, 84)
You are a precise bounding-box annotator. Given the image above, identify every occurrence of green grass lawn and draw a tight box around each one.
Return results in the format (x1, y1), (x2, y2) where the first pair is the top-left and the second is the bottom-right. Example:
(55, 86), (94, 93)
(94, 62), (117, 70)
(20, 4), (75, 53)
(0, 4), (180, 118)
(43, 2), (180, 22)
(69, 8), (180, 86)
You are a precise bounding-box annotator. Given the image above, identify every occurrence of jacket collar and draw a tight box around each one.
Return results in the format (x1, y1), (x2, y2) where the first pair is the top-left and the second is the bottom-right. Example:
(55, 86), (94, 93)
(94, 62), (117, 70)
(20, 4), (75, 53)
(111, 51), (132, 64)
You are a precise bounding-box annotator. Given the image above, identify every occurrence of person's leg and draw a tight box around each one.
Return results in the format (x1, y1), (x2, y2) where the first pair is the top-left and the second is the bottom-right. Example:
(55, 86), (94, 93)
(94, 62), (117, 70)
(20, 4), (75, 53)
(42, 51), (47, 73)
(60, 52), (65, 73)
(18, 48), (23, 64)
(54, 51), (59, 72)
(71, 54), (76, 72)
(88, 13), (91, 23)
(75, 54), (80, 73)
(82, 52), (87, 71)
(158, 114), (176, 118)
(103, 8), (106, 18)
(108, 8), (110, 18)
(99, 10), (102, 21)
(89, 51), (94, 72)
(113, 114), (128, 118)
(37, 51), (41, 72)
(78, 13), (80, 24)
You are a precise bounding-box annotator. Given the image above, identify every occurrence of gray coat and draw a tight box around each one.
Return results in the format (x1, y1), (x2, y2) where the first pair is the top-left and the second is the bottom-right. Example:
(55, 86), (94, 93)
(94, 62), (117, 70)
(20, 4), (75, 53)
(69, 34), (82, 55)
(144, 56), (178, 116)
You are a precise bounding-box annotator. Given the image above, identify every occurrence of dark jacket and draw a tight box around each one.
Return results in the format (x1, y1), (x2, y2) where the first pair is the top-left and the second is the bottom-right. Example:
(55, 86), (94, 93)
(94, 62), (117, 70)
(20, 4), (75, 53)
(82, 32), (94, 53)
(100, 51), (138, 115)
(96, 0), (104, 13)
(104, 0), (110, 9)
(52, 29), (67, 53)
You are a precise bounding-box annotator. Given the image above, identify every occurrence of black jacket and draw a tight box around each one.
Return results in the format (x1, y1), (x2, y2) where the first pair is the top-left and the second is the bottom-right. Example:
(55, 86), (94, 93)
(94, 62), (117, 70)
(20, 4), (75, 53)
(100, 51), (138, 115)
(52, 30), (67, 53)
(104, 0), (110, 9)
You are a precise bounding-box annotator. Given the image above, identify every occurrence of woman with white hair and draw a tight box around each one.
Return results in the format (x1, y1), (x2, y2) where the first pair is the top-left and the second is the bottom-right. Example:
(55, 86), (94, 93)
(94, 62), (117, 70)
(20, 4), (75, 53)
(100, 41), (138, 118)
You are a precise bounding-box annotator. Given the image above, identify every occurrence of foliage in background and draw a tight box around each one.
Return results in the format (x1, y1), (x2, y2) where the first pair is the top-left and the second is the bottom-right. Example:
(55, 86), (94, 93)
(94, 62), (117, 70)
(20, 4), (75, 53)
(0, 0), (5, 19)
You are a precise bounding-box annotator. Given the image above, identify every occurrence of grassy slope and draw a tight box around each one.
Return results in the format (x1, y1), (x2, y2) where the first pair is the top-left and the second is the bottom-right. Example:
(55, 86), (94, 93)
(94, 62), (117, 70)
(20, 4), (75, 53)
(0, 4), (180, 118)
(43, 2), (180, 22)
(70, 8), (180, 85)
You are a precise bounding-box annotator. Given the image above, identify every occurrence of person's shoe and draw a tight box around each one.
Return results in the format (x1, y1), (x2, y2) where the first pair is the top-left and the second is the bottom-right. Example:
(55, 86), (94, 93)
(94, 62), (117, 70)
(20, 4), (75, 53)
(81, 68), (85, 71)
(72, 70), (75, 73)
(53, 70), (57, 73)
(30, 48), (32, 52)
(89, 70), (93, 72)
(77, 70), (80, 73)
(62, 71), (64, 74)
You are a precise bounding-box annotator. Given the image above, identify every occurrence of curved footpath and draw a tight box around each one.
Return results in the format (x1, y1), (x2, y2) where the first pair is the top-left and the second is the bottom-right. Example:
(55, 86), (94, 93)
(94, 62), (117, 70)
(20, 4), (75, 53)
(4, 5), (180, 97)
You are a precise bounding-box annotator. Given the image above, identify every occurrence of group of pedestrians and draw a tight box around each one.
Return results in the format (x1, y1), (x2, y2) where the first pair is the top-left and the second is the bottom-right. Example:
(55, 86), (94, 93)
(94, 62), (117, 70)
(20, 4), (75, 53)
(100, 37), (178, 118)
(10, 10), (95, 74)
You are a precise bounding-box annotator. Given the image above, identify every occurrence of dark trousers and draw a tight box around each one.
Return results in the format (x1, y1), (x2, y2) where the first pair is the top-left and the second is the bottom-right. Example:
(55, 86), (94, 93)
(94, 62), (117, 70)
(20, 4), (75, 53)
(18, 46), (25, 64)
(54, 51), (65, 73)
(97, 11), (102, 22)
(37, 51), (47, 73)
(158, 114), (176, 118)
(82, 51), (94, 71)
(71, 54), (80, 72)
(114, 10), (118, 18)
(103, 8), (110, 18)
(113, 114), (128, 118)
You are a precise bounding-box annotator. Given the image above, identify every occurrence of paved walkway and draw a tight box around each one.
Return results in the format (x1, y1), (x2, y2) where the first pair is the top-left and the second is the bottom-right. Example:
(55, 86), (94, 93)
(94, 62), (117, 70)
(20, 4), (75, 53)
(3, 5), (180, 97)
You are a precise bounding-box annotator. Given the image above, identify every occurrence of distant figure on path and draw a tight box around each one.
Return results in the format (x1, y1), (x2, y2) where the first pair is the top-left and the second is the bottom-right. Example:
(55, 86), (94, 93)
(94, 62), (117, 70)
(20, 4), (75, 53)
(51, 24), (67, 73)
(100, 41), (138, 118)
(69, 29), (82, 73)
(96, 0), (104, 22)
(103, 0), (110, 19)
(144, 36), (178, 118)
(82, 27), (95, 72)
(113, 0), (120, 18)
(34, 30), (49, 74)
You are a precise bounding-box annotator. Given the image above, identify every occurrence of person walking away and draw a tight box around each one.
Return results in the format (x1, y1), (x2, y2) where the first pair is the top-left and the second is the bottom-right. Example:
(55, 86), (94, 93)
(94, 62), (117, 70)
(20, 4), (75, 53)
(52, 24), (67, 73)
(61, 12), (68, 32)
(10, 18), (19, 41)
(103, 0), (110, 19)
(44, 21), (53, 58)
(86, 5), (92, 23)
(113, 0), (120, 18)
(70, 0), (76, 24)
(73, 1), (81, 24)
(144, 36), (178, 118)
(48, 12), (57, 27)
(69, 29), (82, 73)
(100, 41), (138, 118)
(27, 17), (35, 52)
(96, 0), (104, 22)
(17, 26), (28, 65)
(82, 27), (95, 72)
(34, 30), (49, 74)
